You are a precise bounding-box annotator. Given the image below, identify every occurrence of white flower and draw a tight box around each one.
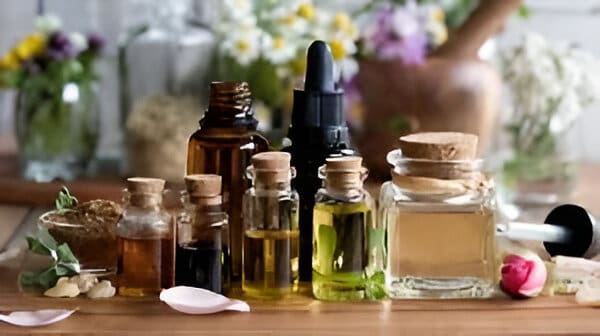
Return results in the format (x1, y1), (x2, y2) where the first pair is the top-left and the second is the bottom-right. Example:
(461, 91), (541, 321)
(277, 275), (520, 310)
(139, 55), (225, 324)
(34, 14), (62, 35)
(221, 29), (263, 66)
(69, 32), (88, 53)
(262, 34), (297, 65)
(223, 0), (253, 20)
(266, 6), (308, 37)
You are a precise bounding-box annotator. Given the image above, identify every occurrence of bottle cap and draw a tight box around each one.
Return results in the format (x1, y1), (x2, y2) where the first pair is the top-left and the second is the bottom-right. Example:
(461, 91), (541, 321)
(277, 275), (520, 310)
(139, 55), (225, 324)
(251, 152), (293, 185)
(544, 204), (600, 259)
(399, 132), (478, 161)
(184, 174), (222, 197)
(322, 156), (366, 191)
(126, 177), (165, 194)
(126, 177), (165, 207)
(288, 40), (348, 146)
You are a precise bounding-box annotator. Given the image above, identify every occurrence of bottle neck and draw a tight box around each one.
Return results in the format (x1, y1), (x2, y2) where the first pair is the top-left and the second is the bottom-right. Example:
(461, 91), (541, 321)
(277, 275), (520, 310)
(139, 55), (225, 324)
(202, 82), (256, 128)
(126, 192), (163, 209)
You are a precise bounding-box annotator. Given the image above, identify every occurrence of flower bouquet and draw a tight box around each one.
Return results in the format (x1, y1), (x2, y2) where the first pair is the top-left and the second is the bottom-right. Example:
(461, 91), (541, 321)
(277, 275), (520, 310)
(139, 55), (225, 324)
(501, 32), (600, 205)
(0, 14), (104, 182)
(215, 0), (358, 142)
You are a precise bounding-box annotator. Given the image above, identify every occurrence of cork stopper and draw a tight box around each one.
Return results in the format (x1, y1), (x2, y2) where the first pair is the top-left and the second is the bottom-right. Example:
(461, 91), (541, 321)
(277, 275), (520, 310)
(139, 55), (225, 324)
(251, 152), (292, 185)
(323, 156), (366, 191)
(399, 132), (478, 161)
(126, 177), (165, 207)
(184, 174), (222, 206)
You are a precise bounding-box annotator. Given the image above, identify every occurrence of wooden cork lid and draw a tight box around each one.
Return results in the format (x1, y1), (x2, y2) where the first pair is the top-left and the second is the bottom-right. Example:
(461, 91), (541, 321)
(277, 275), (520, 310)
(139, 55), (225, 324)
(184, 174), (222, 197)
(323, 156), (365, 190)
(251, 152), (292, 184)
(399, 132), (478, 161)
(325, 156), (363, 172)
(126, 177), (165, 194)
(126, 177), (165, 207)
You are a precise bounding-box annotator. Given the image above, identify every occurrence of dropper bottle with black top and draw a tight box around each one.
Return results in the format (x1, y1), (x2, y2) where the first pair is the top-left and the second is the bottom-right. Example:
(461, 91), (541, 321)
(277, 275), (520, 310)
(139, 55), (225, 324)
(284, 40), (358, 282)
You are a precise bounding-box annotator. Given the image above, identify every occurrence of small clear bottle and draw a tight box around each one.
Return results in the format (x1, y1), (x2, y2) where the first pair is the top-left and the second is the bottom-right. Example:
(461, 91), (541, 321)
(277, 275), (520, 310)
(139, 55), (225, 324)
(176, 174), (230, 293)
(312, 157), (385, 301)
(380, 132), (496, 299)
(242, 152), (300, 298)
(117, 178), (175, 297)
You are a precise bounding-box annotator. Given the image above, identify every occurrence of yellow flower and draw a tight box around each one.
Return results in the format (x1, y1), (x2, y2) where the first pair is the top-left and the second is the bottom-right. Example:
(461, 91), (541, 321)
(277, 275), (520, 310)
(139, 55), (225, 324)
(14, 33), (45, 61)
(297, 3), (315, 20)
(273, 37), (284, 50)
(282, 13), (297, 26)
(0, 52), (20, 70)
(333, 13), (352, 32)
(431, 7), (445, 23)
(328, 40), (346, 61)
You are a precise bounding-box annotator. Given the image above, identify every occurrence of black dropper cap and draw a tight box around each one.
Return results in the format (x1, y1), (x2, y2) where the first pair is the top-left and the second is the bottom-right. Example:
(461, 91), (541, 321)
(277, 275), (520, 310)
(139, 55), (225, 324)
(543, 204), (599, 258)
(289, 40), (347, 146)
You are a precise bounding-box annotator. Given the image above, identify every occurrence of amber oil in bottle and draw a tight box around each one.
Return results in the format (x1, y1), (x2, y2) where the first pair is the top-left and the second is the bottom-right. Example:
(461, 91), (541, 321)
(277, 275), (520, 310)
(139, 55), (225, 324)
(117, 178), (175, 296)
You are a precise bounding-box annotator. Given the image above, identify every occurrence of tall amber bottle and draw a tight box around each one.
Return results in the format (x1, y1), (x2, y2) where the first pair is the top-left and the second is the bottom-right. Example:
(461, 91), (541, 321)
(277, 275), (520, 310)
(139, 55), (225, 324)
(187, 82), (269, 281)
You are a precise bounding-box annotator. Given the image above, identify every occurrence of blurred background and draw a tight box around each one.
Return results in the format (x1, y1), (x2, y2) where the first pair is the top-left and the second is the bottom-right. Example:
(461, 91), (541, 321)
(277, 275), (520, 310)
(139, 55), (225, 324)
(1, 0), (599, 215)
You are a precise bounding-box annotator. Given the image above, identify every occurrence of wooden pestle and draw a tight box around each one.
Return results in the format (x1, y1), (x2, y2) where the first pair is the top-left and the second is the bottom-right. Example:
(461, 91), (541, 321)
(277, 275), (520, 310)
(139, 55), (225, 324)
(433, 0), (524, 59)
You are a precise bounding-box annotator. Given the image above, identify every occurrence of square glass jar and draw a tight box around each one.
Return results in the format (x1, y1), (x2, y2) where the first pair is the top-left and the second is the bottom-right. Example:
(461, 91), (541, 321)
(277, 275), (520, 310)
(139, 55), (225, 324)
(380, 149), (496, 299)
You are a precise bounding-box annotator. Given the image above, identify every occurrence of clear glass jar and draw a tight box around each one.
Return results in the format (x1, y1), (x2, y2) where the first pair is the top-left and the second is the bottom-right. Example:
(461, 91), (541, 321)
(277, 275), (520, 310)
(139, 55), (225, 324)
(381, 149), (496, 299)
(242, 152), (300, 298)
(312, 157), (385, 301)
(176, 190), (230, 294)
(116, 178), (175, 297)
(16, 81), (99, 182)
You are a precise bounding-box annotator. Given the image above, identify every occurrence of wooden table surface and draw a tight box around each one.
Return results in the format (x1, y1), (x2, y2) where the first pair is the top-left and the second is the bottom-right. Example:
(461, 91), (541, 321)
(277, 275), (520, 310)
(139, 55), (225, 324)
(0, 267), (599, 335)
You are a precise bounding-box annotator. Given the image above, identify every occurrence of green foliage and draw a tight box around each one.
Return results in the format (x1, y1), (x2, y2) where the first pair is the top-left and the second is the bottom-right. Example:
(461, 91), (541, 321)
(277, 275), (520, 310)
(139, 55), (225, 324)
(20, 226), (80, 290)
(55, 186), (78, 212)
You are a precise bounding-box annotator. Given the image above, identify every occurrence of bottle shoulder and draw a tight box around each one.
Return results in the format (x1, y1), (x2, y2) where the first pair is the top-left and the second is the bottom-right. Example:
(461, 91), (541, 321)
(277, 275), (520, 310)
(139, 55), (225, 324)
(117, 208), (172, 238)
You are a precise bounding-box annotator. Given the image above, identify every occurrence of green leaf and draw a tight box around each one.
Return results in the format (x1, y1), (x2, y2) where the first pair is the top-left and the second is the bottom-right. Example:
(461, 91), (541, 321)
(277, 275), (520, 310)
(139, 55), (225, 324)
(56, 243), (78, 264)
(316, 224), (337, 275)
(26, 236), (52, 256)
(517, 5), (531, 19)
(20, 226), (80, 290)
(55, 186), (78, 211)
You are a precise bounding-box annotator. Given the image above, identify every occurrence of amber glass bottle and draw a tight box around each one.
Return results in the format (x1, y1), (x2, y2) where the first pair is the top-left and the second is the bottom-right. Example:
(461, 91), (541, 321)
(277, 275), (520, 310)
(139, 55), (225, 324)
(187, 82), (269, 281)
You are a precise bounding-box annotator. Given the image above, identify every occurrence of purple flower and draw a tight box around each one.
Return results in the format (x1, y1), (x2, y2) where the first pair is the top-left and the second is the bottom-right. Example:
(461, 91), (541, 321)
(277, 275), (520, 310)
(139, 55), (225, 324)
(86, 32), (105, 53)
(363, 4), (428, 65)
(47, 32), (76, 59)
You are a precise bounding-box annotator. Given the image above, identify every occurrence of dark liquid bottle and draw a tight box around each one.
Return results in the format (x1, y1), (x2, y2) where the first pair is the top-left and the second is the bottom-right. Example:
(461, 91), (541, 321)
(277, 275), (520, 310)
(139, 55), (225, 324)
(176, 174), (230, 293)
(284, 41), (357, 281)
(187, 82), (269, 281)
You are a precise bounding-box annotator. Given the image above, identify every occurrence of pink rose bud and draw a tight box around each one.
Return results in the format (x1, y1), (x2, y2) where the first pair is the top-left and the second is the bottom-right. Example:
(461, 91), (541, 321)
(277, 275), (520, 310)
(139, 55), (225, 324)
(500, 253), (547, 298)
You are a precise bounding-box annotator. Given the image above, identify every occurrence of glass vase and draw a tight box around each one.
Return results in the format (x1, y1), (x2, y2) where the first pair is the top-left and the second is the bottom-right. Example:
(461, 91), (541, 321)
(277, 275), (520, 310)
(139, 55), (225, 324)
(15, 81), (99, 182)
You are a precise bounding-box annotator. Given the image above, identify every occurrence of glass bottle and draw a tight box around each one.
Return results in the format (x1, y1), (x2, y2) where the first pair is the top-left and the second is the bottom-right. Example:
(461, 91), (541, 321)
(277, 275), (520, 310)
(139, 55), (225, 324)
(242, 152), (300, 298)
(187, 81), (269, 281)
(117, 177), (175, 296)
(176, 174), (230, 293)
(380, 132), (496, 299)
(312, 157), (384, 300)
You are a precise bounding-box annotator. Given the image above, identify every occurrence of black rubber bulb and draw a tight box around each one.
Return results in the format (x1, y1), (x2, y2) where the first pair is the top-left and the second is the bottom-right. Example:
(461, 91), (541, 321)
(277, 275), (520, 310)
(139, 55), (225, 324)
(304, 41), (335, 92)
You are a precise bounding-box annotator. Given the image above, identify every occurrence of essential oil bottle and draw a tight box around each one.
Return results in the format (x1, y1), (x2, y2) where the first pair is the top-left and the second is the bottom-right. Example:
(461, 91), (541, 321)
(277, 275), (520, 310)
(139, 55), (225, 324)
(380, 132), (496, 299)
(284, 41), (357, 282)
(176, 174), (230, 293)
(242, 152), (300, 298)
(312, 157), (385, 300)
(117, 178), (175, 297)
(187, 81), (269, 281)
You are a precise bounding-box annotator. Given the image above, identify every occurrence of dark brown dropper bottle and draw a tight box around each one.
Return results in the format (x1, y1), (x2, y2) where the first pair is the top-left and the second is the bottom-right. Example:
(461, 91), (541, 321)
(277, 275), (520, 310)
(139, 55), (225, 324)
(284, 41), (358, 281)
(187, 82), (269, 282)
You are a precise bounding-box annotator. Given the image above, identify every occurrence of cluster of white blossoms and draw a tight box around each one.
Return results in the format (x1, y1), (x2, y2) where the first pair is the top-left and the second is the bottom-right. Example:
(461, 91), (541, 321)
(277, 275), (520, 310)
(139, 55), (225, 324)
(502, 32), (600, 135)
(217, 0), (359, 79)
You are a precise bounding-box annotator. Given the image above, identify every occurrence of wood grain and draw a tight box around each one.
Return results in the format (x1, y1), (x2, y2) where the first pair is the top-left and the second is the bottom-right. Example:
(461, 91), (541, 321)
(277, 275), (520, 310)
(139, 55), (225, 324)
(0, 268), (599, 335)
